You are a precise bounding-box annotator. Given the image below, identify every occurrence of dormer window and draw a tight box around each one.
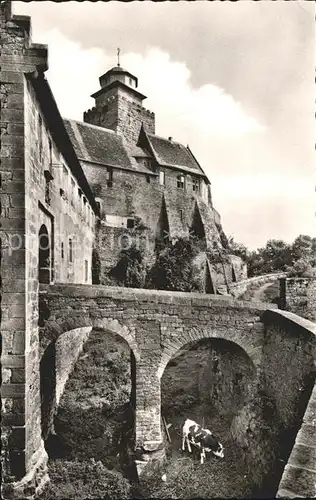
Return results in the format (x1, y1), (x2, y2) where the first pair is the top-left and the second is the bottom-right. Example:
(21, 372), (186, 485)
(177, 174), (185, 189)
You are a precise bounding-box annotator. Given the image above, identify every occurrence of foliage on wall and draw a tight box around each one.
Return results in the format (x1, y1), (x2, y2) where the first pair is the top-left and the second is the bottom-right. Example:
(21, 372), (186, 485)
(109, 244), (146, 288)
(146, 237), (200, 292)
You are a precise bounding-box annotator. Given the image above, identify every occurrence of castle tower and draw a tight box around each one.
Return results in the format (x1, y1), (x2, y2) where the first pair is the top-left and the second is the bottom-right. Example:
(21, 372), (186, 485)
(84, 60), (155, 146)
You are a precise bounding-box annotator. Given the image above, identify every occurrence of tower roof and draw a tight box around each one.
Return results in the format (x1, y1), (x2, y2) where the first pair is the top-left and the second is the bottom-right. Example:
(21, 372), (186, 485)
(99, 66), (138, 87)
(91, 64), (147, 101)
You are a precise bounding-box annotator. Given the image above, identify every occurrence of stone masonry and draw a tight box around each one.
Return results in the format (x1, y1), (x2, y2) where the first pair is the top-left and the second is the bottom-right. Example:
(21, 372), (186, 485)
(1, 3), (97, 498)
(280, 277), (316, 322)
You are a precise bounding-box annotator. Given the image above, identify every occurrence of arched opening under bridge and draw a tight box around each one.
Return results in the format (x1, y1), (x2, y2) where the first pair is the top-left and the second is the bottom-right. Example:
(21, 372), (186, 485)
(159, 337), (258, 498)
(40, 326), (136, 480)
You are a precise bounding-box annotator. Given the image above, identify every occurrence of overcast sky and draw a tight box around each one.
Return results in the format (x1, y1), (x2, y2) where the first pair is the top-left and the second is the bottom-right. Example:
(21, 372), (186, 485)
(14, 1), (315, 249)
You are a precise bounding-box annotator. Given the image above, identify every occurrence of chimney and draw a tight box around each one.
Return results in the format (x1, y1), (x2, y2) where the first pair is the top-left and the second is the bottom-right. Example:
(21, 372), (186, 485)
(168, 136), (172, 142)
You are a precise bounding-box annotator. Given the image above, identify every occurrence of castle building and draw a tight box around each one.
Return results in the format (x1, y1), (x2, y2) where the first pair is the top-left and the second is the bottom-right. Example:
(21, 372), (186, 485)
(64, 64), (246, 289)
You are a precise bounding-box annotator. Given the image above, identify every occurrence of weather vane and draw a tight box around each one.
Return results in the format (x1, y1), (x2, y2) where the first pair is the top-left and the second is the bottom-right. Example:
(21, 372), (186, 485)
(117, 47), (121, 67)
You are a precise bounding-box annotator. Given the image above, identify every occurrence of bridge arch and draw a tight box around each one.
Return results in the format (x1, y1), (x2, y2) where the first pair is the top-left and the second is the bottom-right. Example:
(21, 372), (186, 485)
(157, 326), (262, 379)
(39, 319), (138, 458)
(39, 314), (139, 362)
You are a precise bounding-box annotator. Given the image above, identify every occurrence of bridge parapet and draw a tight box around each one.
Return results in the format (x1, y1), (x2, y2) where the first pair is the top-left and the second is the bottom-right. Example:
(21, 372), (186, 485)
(230, 272), (286, 299)
(262, 310), (315, 499)
(41, 283), (276, 310)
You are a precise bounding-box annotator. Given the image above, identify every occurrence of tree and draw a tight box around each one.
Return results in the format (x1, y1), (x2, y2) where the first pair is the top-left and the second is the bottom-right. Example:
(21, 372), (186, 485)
(291, 235), (316, 265)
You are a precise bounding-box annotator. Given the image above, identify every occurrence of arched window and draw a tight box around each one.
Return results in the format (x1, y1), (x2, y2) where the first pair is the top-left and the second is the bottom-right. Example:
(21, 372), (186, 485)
(38, 224), (51, 284)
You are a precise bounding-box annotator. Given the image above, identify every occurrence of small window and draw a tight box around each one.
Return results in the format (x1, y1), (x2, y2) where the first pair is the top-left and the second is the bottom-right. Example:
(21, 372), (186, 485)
(48, 138), (52, 168)
(38, 115), (43, 161)
(127, 218), (135, 229)
(179, 210), (183, 222)
(107, 167), (113, 187)
(129, 77), (133, 85)
(192, 178), (200, 192)
(177, 174), (185, 189)
(44, 169), (53, 205)
(71, 178), (76, 206)
(45, 177), (51, 205)
(146, 175), (150, 184)
(85, 260), (88, 282)
(61, 242), (64, 259)
(63, 166), (68, 196)
(69, 238), (73, 263)
(159, 170), (165, 186)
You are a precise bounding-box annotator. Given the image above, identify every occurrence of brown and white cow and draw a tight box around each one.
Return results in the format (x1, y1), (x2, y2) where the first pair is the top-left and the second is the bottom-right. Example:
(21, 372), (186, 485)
(182, 418), (224, 464)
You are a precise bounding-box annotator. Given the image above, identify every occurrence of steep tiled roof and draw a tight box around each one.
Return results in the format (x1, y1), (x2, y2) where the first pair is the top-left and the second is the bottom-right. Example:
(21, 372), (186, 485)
(146, 133), (204, 175)
(64, 119), (152, 174)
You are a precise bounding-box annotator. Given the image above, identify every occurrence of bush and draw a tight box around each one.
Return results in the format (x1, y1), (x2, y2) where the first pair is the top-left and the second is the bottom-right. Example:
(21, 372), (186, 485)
(38, 459), (131, 499)
(109, 245), (146, 288)
(147, 238), (199, 292)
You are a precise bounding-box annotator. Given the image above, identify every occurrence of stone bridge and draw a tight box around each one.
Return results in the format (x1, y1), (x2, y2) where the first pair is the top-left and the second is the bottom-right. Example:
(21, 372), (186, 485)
(39, 284), (272, 451)
(2, 284), (315, 498)
(39, 285), (315, 484)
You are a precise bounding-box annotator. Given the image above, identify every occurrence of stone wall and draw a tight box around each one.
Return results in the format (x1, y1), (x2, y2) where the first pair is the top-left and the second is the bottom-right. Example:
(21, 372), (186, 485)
(162, 338), (257, 421)
(0, 4), (95, 497)
(1, 4), (50, 495)
(277, 381), (316, 498)
(280, 277), (316, 322)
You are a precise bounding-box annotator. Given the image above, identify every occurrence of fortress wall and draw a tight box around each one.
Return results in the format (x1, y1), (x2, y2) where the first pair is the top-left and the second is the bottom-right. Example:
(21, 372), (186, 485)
(1, 4), (95, 494)
(280, 277), (316, 322)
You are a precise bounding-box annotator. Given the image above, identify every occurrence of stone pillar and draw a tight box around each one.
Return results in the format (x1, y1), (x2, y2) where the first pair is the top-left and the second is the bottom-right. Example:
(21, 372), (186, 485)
(134, 362), (165, 477)
(1, 4), (49, 498)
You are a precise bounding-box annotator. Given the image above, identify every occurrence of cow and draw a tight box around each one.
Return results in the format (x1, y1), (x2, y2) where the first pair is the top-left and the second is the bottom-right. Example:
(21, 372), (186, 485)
(182, 418), (224, 464)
